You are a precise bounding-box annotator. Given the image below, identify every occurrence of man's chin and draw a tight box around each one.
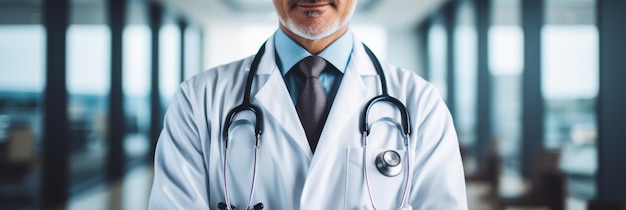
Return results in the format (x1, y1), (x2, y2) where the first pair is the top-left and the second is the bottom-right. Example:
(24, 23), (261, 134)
(284, 21), (342, 41)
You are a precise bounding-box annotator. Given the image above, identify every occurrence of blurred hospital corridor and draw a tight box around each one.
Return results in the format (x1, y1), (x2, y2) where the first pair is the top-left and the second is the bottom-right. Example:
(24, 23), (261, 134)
(1, 0), (626, 209)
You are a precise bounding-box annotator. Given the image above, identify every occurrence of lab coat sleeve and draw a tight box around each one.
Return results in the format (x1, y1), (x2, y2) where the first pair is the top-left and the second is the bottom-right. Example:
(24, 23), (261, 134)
(410, 87), (468, 209)
(149, 81), (210, 210)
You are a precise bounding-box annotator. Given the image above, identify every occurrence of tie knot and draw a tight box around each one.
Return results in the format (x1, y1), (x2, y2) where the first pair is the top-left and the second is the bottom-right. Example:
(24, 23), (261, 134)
(298, 56), (326, 78)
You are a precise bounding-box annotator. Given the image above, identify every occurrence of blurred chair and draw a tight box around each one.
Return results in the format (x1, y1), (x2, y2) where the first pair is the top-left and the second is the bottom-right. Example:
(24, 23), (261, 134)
(496, 148), (564, 210)
(0, 126), (36, 204)
(465, 139), (501, 199)
(6, 127), (36, 164)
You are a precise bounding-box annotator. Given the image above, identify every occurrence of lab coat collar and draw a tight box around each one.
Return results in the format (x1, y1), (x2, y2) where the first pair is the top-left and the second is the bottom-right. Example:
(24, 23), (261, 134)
(274, 28), (354, 74)
(254, 37), (313, 158)
(347, 37), (379, 76)
(259, 32), (377, 76)
(253, 34), (381, 161)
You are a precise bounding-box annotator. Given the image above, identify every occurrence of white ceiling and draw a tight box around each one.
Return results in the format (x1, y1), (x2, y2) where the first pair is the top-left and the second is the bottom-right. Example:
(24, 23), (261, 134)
(157, 0), (449, 29)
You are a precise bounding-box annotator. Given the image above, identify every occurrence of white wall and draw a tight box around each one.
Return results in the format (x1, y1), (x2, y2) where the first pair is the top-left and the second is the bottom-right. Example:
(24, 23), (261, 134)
(385, 27), (424, 77)
(202, 23), (276, 70)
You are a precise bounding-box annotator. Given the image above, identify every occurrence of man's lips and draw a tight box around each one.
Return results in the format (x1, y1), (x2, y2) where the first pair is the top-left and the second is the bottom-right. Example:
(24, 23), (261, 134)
(296, 2), (331, 9)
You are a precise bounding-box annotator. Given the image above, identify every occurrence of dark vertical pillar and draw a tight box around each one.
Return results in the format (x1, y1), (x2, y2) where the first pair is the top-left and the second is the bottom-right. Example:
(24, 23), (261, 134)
(475, 0), (492, 170)
(149, 2), (162, 159)
(521, 0), (544, 179)
(107, 0), (126, 181)
(417, 18), (432, 80)
(42, 0), (69, 208)
(179, 19), (187, 83)
(443, 2), (457, 117)
(593, 0), (626, 206)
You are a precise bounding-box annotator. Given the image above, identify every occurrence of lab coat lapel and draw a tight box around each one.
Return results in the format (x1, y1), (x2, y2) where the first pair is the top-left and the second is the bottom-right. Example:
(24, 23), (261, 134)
(253, 38), (313, 157)
(310, 41), (379, 167)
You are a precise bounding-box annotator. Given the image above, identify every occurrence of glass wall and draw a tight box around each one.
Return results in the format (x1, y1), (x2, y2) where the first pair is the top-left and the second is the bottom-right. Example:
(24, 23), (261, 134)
(0, 0), (44, 208)
(542, 0), (598, 149)
(427, 16), (448, 100)
(159, 11), (181, 110)
(124, 0), (152, 168)
(489, 0), (524, 197)
(453, 0), (478, 155)
(543, 0), (598, 200)
(1, 0), (203, 208)
(183, 24), (203, 80)
(67, 0), (110, 193)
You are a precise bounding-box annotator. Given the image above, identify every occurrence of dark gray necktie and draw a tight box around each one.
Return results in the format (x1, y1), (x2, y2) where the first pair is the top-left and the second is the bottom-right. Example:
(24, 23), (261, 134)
(296, 56), (328, 152)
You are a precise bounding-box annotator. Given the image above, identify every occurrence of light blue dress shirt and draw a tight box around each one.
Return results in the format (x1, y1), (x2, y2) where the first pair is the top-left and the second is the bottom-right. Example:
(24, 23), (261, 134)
(274, 28), (354, 105)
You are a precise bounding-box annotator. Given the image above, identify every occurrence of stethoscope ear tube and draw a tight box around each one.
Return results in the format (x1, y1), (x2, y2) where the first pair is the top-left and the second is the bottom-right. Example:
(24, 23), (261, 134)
(222, 42), (268, 148)
(359, 95), (411, 137)
(359, 43), (411, 137)
(222, 104), (264, 148)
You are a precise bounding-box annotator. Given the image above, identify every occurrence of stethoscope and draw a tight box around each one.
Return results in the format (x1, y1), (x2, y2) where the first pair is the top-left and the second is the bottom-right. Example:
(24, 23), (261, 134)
(219, 41), (413, 210)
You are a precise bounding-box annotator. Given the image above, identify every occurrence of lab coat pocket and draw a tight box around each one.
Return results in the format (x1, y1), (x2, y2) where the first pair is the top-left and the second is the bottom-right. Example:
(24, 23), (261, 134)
(345, 147), (406, 210)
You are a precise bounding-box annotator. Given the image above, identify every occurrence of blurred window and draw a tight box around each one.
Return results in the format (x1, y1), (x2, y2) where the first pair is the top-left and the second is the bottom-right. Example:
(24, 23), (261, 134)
(489, 23), (524, 159)
(1, 1), (44, 209)
(489, 0), (523, 159)
(123, 0), (152, 167)
(0, 26), (45, 93)
(489, 0), (524, 196)
(159, 20), (181, 109)
(542, 0), (598, 149)
(0, 21), (45, 210)
(184, 24), (203, 80)
(427, 18), (447, 99)
(454, 0), (478, 148)
(67, 0), (109, 193)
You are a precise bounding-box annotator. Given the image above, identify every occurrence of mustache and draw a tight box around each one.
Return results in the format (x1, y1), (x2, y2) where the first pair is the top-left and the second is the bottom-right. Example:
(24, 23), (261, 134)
(290, 0), (337, 7)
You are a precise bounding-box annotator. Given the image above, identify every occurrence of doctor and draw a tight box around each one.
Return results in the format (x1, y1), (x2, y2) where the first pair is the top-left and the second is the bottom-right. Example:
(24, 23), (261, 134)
(149, 0), (467, 209)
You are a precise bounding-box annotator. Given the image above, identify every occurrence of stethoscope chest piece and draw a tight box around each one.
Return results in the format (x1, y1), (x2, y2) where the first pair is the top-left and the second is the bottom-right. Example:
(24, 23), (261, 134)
(375, 150), (402, 177)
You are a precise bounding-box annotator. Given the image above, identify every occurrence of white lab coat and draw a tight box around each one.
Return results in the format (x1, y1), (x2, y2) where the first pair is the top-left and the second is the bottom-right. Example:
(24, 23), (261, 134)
(149, 35), (467, 210)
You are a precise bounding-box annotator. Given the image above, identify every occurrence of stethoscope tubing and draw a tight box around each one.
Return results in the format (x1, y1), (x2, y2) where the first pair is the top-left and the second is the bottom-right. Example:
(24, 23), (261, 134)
(248, 134), (261, 209)
(221, 43), (267, 210)
(221, 134), (261, 210)
(221, 68), (265, 209)
(359, 43), (412, 210)
(362, 126), (412, 210)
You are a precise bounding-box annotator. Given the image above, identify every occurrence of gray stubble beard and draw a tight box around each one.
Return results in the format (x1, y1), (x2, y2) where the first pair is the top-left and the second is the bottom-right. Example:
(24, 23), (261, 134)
(279, 2), (356, 41)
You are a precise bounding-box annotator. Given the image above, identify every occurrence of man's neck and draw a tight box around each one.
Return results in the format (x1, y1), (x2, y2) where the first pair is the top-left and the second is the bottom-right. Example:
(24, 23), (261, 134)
(279, 25), (349, 55)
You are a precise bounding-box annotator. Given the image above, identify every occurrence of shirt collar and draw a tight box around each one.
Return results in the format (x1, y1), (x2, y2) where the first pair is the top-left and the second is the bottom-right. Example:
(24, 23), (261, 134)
(274, 28), (354, 75)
